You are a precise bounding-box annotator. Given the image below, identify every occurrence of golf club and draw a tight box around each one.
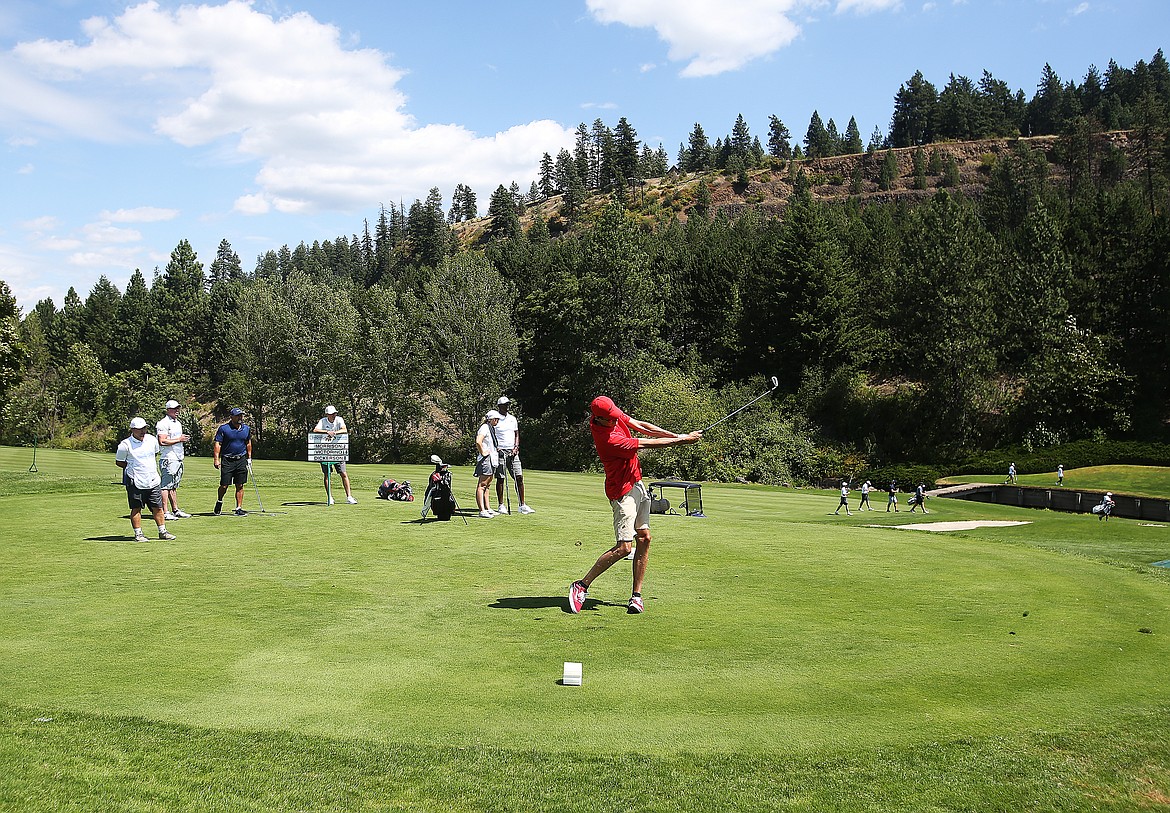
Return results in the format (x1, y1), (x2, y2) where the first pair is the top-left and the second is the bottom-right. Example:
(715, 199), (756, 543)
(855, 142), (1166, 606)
(701, 376), (780, 432)
(246, 459), (266, 513)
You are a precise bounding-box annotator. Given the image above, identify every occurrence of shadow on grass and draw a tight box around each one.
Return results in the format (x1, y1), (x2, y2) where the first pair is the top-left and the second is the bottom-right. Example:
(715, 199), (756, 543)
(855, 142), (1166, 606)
(84, 535), (147, 543)
(489, 596), (623, 613)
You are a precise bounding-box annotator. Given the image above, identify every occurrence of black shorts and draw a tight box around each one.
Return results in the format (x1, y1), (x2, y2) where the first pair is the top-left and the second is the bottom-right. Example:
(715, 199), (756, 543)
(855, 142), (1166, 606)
(127, 484), (163, 511)
(220, 457), (249, 487)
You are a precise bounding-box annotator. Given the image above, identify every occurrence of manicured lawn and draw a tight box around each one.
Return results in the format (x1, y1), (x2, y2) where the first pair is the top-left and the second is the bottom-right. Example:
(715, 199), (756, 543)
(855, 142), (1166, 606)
(942, 464), (1170, 499)
(2, 446), (1169, 810)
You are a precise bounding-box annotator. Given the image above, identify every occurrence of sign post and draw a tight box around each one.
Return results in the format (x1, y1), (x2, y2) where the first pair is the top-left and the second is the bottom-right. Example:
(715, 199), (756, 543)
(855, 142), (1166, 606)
(308, 432), (349, 505)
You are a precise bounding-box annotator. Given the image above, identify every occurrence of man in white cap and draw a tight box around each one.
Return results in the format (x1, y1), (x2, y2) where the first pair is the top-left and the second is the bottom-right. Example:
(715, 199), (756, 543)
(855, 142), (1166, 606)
(115, 417), (176, 541)
(474, 411), (502, 518)
(313, 405), (356, 505)
(156, 399), (192, 520)
(493, 396), (534, 514)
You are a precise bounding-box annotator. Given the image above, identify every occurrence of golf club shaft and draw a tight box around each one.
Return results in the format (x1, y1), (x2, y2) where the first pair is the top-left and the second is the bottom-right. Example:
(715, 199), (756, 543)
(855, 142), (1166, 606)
(701, 379), (779, 432)
(248, 461), (266, 513)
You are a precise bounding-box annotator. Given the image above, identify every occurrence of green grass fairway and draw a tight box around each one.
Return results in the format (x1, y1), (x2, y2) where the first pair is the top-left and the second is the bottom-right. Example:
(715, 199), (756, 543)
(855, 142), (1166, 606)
(2, 446), (1170, 810)
(942, 464), (1170, 498)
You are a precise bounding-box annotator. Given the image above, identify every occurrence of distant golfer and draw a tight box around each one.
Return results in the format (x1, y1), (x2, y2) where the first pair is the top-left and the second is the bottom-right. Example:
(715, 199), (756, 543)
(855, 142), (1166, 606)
(887, 480), (899, 512)
(568, 396), (701, 615)
(859, 480), (873, 511)
(1007, 462), (1018, 485)
(834, 481), (852, 516)
(493, 396), (535, 515)
(213, 407), (252, 516)
(115, 417), (176, 541)
(313, 405), (356, 505)
(156, 399), (192, 521)
(1056, 464), (1064, 486)
(1099, 492), (1115, 521)
(909, 482), (929, 514)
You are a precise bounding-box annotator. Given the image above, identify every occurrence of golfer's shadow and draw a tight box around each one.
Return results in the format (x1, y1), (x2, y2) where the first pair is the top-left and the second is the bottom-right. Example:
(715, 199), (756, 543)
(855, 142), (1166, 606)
(85, 535), (142, 543)
(402, 509), (475, 525)
(490, 596), (622, 613)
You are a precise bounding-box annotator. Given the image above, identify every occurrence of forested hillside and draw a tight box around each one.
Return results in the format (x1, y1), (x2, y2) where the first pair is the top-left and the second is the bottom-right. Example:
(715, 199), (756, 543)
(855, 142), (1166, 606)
(0, 51), (1167, 485)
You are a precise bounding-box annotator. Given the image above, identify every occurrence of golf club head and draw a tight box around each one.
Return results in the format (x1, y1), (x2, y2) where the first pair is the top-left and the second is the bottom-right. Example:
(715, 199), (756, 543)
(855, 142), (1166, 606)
(769, 375), (779, 390)
(429, 454), (443, 465)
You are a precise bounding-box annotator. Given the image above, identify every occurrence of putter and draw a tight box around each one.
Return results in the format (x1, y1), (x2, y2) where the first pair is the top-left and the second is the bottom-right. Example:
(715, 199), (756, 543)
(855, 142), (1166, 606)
(247, 460), (266, 513)
(501, 454), (513, 515)
(701, 376), (780, 432)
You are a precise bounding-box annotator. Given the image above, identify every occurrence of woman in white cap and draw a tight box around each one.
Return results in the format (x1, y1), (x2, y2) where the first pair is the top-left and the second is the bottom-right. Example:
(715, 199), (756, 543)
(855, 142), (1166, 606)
(313, 405), (356, 505)
(115, 417), (176, 541)
(474, 411), (502, 518)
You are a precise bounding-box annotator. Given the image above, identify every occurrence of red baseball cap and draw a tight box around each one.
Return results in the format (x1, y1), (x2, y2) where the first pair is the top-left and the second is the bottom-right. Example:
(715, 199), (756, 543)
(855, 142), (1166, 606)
(590, 396), (623, 420)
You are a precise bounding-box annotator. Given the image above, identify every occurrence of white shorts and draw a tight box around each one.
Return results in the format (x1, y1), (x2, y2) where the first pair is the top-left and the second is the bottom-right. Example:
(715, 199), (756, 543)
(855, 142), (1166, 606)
(159, 458), (183, 491)
(610, 481), (650, 542)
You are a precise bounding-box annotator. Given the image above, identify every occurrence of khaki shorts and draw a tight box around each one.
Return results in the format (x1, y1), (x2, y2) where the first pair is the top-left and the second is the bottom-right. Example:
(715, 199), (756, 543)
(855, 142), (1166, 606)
(610, 481), (650, 542)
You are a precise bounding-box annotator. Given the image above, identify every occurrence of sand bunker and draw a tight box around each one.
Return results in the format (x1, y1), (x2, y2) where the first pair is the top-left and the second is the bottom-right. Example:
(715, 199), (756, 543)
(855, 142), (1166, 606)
(878, 520), (1032, 532)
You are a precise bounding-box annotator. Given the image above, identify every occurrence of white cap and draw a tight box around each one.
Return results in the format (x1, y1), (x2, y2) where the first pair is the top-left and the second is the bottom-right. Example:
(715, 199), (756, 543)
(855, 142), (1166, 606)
(325, 405), (337, 414)
(165, 399), (180, 409)
(129, 417), (147, 429)
(497, 396), (511, 405)
(486, 410), (503, 421)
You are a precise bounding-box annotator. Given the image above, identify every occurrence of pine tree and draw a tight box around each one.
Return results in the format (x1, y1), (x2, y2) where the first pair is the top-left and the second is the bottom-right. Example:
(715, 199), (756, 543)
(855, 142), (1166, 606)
(685, 123), (711, 171)
(538, 152), (556, 197)
(890, 70), (938, 146)
(843, 117), (863, 154)
(767, 115), (792, 158)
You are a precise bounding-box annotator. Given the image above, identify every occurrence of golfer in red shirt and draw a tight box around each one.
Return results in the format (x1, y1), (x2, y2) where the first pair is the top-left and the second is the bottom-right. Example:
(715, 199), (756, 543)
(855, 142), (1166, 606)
(568, 396), (702, 614)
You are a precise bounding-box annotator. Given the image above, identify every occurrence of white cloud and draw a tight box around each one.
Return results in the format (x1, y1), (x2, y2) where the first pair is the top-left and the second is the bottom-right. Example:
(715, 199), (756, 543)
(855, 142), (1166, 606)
(7, 136), (37, 147)
(582, 101), (620, 110)
(11, 1), (575, 212)
(99, 206), (179, 223)
(233, 194), (270, 216)
(82, 223), (143, 244)
(835, 0), (902, 13)
(41, 236), (83, 251)
(18, 216), (58, 234)
(16, 164), (34, 175)
(586, 0), (803, 77)
(1070, 2), (1089, 15)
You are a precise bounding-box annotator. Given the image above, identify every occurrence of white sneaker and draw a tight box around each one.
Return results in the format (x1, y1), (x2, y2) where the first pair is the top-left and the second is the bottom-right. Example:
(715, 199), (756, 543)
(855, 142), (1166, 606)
(163, 512), (178, 521)
(496, 505), (509, 514)
(174, 510), (192, 518)
(328, 497), (335, 506)
(518, 504), (536, 515)
(478, 509), (496, 519)
(346, 496), (358, 504)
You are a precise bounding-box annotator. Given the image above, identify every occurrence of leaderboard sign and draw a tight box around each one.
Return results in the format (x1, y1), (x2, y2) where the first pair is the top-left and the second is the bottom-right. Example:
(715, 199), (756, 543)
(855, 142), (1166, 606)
(308, 433), (349, 463)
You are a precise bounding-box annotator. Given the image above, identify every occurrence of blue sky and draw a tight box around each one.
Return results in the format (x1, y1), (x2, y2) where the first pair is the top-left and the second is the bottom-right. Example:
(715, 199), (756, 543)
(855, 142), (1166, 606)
(1, 0), (1166, 311)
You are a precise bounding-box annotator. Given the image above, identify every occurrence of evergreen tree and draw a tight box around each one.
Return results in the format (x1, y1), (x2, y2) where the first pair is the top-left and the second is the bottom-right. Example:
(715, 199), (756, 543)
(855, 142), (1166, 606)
(538, 152), (556, 197)
(730, 113), (752, 160)
(112, 270), (150, 373)
(843, 117), (863, 154)
(767, 115), (792, 159)
(878, 149), (899, 191)
(147, 239), (209, 374)
(486, 184), (522, 241)
(685, 123), (711, 171)
(614, 116), (640, 181)
(804, 110), (832, 158)
(890, 70), (938, 146)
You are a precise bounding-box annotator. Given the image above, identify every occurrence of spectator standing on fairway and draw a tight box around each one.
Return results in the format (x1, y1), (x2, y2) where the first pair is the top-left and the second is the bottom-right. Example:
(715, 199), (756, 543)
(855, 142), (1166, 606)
(493, 396), (535, 515)
(859, 480), (873, 511)
(568, 396), (702, 615)
(475, 411), (502, 518)
(156, 399), (192, 521)
(1007, 462), (1018, 485)
(833, 481), (852, 515)
(909, 482), (929, 514)
(115, 417), (176, 541)
(887, 480), (899, 512)
(1057, 464), (1064, 486)
(313, 405), (356, 505)
(213, 408), (252, 516)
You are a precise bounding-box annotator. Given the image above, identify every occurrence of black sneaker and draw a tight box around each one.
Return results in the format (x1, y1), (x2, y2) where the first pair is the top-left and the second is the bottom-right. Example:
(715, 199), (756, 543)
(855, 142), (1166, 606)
(233, 508), (247, 516)
(213, 502), (223, 515)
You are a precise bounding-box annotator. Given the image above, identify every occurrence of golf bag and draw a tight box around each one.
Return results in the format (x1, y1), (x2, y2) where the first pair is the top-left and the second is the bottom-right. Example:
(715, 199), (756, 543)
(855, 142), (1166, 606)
(907, 495), (920, 506)
(1091, 503), (1104, 514)
(649, 485), (670, 515)
(378, 478), (414, 501)
(422, 466), (457, 521)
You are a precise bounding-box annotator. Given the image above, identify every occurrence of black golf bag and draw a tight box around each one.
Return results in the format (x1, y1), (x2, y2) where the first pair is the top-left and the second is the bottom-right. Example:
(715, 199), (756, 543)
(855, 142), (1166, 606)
(422, 465), (457, 521)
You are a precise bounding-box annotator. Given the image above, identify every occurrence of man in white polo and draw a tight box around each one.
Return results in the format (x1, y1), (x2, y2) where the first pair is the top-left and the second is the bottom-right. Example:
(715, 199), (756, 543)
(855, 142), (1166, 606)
(115, 417), (176, 541)
(156, 399), (192, 520)
(313, 405), (356, 505)
(493, 396), (535, 515)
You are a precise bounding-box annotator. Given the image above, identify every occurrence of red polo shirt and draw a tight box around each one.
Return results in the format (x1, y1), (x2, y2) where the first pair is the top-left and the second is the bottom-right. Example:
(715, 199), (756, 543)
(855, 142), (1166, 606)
(591, 412), (641, 501)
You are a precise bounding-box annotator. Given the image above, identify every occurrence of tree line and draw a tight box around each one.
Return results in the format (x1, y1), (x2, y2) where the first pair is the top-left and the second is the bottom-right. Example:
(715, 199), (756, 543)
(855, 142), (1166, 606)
(0, 50), (1166, 484)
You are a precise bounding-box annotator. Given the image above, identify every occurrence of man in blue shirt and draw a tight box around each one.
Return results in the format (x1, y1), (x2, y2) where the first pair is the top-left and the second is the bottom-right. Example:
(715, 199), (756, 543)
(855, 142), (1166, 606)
(213, 407), (253, 516)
